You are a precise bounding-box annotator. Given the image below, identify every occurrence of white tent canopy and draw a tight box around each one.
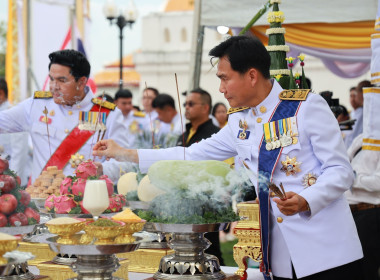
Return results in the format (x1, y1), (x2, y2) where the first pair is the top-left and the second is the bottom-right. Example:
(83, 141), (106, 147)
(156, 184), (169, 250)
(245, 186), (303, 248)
(201, 0), (377, 27)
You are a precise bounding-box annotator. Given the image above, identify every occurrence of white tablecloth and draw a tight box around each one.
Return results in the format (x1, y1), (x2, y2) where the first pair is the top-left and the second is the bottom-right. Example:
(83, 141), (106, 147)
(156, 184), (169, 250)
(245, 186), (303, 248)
(128, 266), (264, 280)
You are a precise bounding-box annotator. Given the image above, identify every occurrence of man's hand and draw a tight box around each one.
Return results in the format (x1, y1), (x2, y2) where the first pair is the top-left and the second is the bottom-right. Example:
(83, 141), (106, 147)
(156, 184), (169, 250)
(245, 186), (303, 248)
(273, 191), (309, 216)
(93, 161), (103, 177)
(93, 139), (139, 163)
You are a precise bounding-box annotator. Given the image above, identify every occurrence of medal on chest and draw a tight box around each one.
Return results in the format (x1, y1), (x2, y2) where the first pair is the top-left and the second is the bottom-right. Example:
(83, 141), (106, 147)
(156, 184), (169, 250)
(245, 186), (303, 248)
(237, 119), (250, 140)
(263, 116), (299, 151)
(280, 155), (301, 176)
(302, 173), (318, 188)
(78, 111), (107, 132)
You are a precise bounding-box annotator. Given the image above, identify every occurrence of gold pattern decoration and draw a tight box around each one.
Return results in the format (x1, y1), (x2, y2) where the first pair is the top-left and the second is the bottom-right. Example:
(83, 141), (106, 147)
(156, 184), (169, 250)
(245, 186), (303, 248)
(91, 98), (116, 110)
(279, 89), (310, 101)
(281, 156), (301, 176)
(18, 242), (56, 265)
(49, 110), (55, 116)
(233, 202), (262, 278)
(34, 91), (53, 99)
(227, 107), (250, 115)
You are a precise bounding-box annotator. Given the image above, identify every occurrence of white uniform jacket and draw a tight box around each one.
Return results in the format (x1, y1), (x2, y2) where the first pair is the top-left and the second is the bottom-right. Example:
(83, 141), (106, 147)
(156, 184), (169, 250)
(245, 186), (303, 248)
(0, 87), (129, 183)
(138, 80), (363, 278)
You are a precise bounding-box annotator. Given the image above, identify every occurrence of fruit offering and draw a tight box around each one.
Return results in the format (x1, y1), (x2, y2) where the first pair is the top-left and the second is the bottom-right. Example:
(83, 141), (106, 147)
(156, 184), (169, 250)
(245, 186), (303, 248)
(44, 160), (126, 214)
(0, 157), (40, 227)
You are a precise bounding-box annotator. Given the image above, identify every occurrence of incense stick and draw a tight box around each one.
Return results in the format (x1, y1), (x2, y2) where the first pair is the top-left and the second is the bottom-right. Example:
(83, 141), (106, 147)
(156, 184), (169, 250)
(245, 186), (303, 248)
(90, 92), (105, 159)
(174, 73), (185, 160)
(144, 82), (155, 148)
(43, 107), (52, 157)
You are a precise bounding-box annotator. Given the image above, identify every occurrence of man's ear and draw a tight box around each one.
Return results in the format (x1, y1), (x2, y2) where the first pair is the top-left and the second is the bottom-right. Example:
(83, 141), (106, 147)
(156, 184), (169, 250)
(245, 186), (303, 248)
(247, 68), (258, 87)
(78, 77), (88, 89)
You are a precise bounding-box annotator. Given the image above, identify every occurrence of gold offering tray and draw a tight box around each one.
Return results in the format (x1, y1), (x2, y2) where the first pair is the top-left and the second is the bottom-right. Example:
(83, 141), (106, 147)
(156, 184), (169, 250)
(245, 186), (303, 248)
(149, 221), (231, 233)
(46, 235), (140, 255)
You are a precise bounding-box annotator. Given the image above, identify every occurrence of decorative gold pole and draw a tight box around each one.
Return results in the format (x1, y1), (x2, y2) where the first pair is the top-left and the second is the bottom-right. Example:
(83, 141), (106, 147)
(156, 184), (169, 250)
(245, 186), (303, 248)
(233, 201), (262, 280)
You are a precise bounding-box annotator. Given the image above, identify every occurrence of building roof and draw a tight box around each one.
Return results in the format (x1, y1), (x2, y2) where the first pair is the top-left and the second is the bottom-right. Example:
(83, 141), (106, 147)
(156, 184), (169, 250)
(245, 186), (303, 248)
(164, 0), (194, 12)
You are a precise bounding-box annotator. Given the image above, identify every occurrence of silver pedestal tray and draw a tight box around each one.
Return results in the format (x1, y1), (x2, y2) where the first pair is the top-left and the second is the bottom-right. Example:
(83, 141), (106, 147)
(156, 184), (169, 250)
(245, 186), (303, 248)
(44, 235), (140, 280)
(0, 262), (34, 280)
(149, 222), (230, 280)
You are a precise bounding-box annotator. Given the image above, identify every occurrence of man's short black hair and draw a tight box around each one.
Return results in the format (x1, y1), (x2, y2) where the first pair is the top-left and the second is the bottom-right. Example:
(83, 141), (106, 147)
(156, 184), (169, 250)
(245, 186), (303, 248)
(152, 93), (175, 109)
(48, 49), (91, 81)
(190, 88), (212, 114)
(209, 35), (270, 79)
(0, 78), (8, 98)
(144, 87), (159, 97)
(115, 89), (133, 101)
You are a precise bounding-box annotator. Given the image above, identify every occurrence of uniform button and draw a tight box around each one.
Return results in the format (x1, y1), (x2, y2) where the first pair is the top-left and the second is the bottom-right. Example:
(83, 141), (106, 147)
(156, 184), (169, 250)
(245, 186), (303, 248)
(260, 106), (267, 113)
(270, 192), (275, 197)
(256, 117), (262, 123)
(68, 111), (73, 115)
(277, 217), (283, 223)
(64, 129), (69, 134)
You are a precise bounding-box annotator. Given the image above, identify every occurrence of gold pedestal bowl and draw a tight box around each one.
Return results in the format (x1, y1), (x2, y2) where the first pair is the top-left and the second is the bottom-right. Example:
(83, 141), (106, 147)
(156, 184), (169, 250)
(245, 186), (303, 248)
(84, 220), (125, 245)
(114, 221), (146, 244)
(0, 237), (19, 265)
(46, 219), (86, 245)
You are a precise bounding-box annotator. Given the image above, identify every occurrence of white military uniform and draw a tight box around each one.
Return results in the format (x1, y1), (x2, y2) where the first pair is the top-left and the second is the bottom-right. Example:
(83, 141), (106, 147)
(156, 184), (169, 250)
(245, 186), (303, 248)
(122, 110), (149, 148)
(0, 87), (129, 183)
(0, 101), (31, 185)
(138, 80), (363, 278)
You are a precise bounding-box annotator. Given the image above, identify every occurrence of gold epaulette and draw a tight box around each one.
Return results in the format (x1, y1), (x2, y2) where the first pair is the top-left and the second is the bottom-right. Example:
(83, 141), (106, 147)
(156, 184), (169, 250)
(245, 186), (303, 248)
(279, 89), (311, 101)
(34, 91), (53, 99)
(133, 111), (146, 117)
(227, 107), (250, 115)
(91, 98), (116, 110)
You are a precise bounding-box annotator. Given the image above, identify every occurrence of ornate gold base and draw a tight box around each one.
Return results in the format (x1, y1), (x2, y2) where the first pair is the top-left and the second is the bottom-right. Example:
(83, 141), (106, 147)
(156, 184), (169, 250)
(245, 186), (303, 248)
(36, 258), (130, 280)
(144, 274), (240, 280)
(18, 242), (57, 265)
(117, 249), (174, 273)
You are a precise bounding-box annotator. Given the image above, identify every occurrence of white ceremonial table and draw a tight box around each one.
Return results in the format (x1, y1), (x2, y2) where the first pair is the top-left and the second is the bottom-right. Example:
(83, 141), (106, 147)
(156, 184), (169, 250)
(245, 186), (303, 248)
(128, 266), (264, 280)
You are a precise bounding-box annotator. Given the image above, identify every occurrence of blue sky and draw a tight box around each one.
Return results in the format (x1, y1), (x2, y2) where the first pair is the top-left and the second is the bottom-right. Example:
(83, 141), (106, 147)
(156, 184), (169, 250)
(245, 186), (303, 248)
(0, 0), (164, 74)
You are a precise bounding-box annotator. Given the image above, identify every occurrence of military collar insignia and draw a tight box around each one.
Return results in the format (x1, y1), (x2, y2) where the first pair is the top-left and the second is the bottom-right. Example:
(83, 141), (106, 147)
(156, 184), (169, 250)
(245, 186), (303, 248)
(279, 89), (310, 101)
(280, 156), (301, 176)
(227, 106), (250, 115)
(34, 91), (53, 99)
(91, 98), (116, 110)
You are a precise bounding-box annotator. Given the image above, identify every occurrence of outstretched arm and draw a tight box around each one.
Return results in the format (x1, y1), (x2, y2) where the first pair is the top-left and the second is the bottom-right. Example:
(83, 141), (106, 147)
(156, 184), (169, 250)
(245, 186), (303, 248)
(93, 139), (139, 163)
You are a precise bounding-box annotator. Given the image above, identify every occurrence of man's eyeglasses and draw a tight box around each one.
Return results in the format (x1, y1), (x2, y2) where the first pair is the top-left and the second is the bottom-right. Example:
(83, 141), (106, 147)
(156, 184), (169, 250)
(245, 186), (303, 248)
(183, 101), (203, 107)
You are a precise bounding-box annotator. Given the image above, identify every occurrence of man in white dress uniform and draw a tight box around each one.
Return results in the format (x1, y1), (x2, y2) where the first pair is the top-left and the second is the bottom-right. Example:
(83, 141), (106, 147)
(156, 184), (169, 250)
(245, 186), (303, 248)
(0, 49), (128, 183)
(93, 36), (363, 280)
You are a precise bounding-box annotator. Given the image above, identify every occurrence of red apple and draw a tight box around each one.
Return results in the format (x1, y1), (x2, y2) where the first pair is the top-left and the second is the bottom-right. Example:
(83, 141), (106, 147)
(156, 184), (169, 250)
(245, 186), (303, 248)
(24, 207), (40, 224)
(16, 176), (21, 186)
(0, 175), (16, 193)
(8, 213), (28, 226)
(0, 158), (9, 174)
(0, 194), (17, 215)
(0, 213), (7, 227)
(19, 190), (31, 206)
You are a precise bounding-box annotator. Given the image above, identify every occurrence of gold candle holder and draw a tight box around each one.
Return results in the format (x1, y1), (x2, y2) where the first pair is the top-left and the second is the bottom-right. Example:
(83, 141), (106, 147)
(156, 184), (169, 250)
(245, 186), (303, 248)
(233, 201), (262, 279)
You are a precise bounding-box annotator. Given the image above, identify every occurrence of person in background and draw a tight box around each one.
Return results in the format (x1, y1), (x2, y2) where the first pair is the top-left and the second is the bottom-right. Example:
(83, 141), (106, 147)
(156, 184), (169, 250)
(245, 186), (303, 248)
(349, 86), (359, 119)
(151, 93), (183, 147)
(345, 80), (370, 149)
(212, 102), (228, 128)
(132, 105), (141, 112)
(0, 78), (31, 186)
(142, 87), (159, 120)
(102, 93), (114, 104)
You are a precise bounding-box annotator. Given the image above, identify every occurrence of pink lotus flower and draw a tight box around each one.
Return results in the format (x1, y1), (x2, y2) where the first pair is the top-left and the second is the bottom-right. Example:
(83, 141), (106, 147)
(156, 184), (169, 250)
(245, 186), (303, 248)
(99, 175), (114, 197)
(60, 177), (73, 195)
(71, 178), (87, 197)
(44, 194), (57, 211)
(54, 195), (77, 214)
(75, 160), (97, 179)
(79, 200), (90, 214)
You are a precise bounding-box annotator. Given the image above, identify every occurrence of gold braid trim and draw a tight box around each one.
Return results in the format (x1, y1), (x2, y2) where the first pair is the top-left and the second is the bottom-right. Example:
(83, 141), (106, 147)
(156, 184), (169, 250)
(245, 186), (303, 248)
(363, 88), (380, 94)
(227, 107), (250, 115)
(34, 91), (53, 99)
(362, 145), (380, 151)
(279, 89), (311, 101)
(363, 138), (380, 144)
